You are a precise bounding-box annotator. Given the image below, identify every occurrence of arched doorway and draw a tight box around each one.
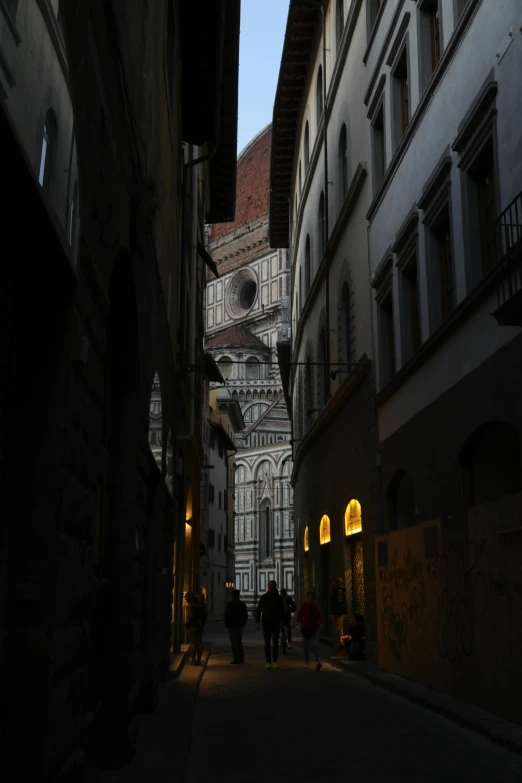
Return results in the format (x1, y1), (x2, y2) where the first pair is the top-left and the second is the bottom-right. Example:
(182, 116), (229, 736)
(344, 499), (365, 619)
(319, 514), (331, 635)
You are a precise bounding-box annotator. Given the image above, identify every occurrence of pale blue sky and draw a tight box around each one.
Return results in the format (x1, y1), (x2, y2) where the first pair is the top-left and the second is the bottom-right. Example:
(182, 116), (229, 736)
(237, 0), (290, 155)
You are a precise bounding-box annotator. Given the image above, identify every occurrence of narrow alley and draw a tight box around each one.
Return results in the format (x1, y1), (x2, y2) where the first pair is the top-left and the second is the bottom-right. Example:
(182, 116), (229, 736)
(105, 622), (522, 783)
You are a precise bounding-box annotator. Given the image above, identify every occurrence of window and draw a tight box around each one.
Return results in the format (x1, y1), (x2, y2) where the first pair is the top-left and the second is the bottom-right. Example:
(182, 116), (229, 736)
(377, 286), (395, 385)
(339, 282), (351, 373)
(453, 79), (499, 290)
(38, 109), (58, 193)
(218, 356), (233, 380)
(304, 122), (310, 171)
(218, 571), (220, 585)
(345, 499), (362, 536)
(399, 253), (421, 361)
(4, 0), (18, 22)
(367, 0), (383, 38)
(218, 491), (222, 509)
(304, 526), (309, 552)
(209, 483), (215, 503)
(208, 529), (215, 548)
(318, 192), (325, 259)
(392, 45), (410, 151)
(304, 235), (311, 297)
(426, 204), (455, 330)
(304, 355), (313, 423)
(336, 0), (344, 54)
(459, 422), (522, 506)
(387, 471), (415, 529)
(260, 504), (272, 560)
(371, 100), (385, 192)
(319, 514), (331, 544)
(246, 357), (260, 380)
(419, 1), (442, 90)
(317, 327), (328, 407)
(339, 124), (348, 199)
(316, 66), (324, 130)
(218, 533), (222, 552)
(224, 535), (228, 552)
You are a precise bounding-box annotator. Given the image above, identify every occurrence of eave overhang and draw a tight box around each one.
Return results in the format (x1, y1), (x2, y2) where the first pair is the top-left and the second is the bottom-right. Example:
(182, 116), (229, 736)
(204, 352), (225, 383)
(180, 0), (240, 223)
(276, 340), (292, 419)
(269, 0), (323, 248)
(209, 419), (237, 452)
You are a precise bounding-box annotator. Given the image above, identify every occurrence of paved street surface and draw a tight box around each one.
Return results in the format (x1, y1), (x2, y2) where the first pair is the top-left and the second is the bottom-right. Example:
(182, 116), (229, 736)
(185, 621), (522, 783)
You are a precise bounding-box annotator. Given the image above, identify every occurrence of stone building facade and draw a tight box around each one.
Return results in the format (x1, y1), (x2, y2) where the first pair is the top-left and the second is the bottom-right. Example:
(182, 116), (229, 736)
(270, 0), (379, 655)
(205, 125), (295, 613)
(0, 1), (240, 779)
(272, 0), (522, 724)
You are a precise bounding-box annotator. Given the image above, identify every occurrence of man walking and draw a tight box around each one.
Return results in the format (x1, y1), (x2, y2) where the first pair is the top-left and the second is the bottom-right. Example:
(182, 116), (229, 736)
(255, 580), (284, 669)
(329, 577), (348, 656)
(224, 589), (248, 664)
(280, 588), (296, 649)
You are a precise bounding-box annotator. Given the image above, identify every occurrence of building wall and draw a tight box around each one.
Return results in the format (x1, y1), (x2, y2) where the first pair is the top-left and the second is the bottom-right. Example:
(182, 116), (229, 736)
(282, 1), (379, 655)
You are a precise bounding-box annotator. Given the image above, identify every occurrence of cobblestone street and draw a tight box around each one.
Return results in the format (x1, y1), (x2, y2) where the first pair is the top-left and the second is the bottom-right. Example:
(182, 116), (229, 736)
(183, 622), (522, 782)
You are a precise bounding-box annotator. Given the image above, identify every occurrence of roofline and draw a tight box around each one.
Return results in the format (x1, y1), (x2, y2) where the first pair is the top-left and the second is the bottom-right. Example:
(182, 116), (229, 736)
(237, 122), (272, 166)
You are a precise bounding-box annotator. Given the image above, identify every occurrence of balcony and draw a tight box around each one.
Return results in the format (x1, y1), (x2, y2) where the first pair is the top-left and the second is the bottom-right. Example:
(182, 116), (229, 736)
(0, 0), (20, 97)
(494, 190), (522, 327)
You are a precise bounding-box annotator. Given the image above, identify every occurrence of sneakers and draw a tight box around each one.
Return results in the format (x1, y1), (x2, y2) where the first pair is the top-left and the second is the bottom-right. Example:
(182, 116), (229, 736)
(271, 662), (280, 669)
(265, 663), (272, 670)
(316, 662), (322, 671)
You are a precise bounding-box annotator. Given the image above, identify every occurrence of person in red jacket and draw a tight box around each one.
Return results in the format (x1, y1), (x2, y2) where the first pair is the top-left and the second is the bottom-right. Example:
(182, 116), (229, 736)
(296, 591), (322, 670)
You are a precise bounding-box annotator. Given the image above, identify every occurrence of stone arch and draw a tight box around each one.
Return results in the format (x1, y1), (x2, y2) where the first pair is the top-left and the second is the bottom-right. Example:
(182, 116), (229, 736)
(319, 514), (331, 545)
(344, 498), (362, 536)
(218, 355), (233, 380)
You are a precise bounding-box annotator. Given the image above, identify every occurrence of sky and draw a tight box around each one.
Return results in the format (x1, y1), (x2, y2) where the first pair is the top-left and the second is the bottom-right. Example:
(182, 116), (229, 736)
(237, 0), (290, 156)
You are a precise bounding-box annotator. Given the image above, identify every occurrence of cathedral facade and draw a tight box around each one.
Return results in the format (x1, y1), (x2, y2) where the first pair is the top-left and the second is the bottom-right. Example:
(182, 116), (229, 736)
(205, 125), (294, 612)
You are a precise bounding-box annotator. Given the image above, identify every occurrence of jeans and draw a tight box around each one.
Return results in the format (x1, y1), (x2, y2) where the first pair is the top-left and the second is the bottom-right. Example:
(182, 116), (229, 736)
(263, 623), (279, 663)
(303, 630), (320, 663)
(229, 627), (244, 663)
(187, 628), (203, 662)
(282, 617), (292, 644)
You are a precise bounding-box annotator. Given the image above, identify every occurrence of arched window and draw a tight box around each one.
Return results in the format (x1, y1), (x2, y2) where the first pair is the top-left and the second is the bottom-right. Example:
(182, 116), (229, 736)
(260, 501), (273, 560)
(459, 422), (521, 505)
(232, 390), (238, 399)
(387, 471), (416, 530)
(246, 357), (260, 380)
(267, 390), (273, 400)
(39, 108), (58, 193)
(316, 66), (324, 129)
(319, 514), (331, 544)
(345, 499), (362, 536)
(218, 356), (233, 380)
(336, 0), (344, 54)
(239, 390), (245, 400)
(304, 234), (311, 296)
(246, 390), (252, 400)
(260, 389), (266, 399)
(340, 281), (351, 371)
(339, 124), (348, 199)
(318, 327), (328, 407)
(304, 526), (309, 552)
(304, 121), (310, 171)
(318, 191), (325, 259)
(253, 390), (259, 400)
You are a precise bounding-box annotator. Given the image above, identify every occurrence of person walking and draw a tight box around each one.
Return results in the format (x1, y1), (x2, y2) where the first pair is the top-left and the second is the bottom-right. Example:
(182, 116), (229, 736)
(297, 591), (322, 670)
(255, 580), (284, 669)
(330, 577), (347, 656)
(280, 588), (296, 649)
(184, 591), (207, 666)
(224, 589), (248, 664)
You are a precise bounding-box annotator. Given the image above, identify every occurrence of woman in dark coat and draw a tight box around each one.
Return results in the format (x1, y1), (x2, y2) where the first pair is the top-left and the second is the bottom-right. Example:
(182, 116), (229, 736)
(296, 591), (322, 670)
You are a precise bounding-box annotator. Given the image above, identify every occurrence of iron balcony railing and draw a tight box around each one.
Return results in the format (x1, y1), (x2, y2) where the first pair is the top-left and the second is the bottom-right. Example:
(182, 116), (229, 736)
(496, 189), (522, 309)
